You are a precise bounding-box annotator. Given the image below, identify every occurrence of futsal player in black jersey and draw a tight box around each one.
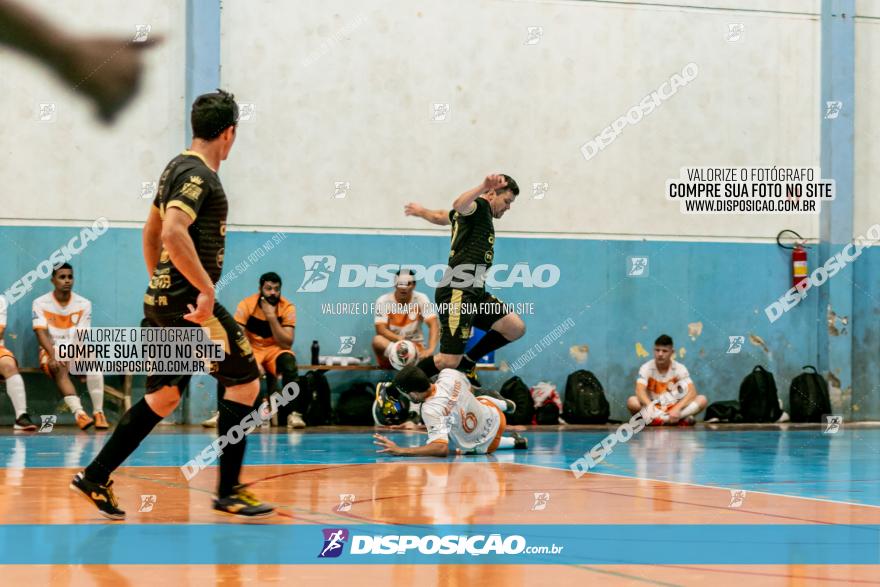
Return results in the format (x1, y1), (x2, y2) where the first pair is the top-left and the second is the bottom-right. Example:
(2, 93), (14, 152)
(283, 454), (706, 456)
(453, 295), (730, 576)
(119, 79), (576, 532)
(404, 174), (525, 387)
(70, 90), (273, 519)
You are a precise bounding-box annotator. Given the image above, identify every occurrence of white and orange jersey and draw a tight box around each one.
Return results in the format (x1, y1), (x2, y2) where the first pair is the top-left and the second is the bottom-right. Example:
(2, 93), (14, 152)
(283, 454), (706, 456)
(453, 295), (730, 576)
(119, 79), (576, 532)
(32, 292), (92, 343)
(637, 359), (692, 406)
(374, 291), (435, 345)
(420, 369), (502, 451)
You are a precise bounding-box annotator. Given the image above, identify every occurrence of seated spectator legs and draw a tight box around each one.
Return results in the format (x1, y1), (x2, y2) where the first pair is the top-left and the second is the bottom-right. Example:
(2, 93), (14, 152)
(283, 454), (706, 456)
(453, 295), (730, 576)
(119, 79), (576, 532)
(0, 351), (35, 431)
(85, 372), (107, 428)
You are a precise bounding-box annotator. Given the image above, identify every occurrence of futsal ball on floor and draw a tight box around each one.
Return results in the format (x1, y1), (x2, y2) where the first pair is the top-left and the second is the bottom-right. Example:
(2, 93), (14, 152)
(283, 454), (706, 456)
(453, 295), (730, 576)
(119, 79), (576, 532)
(388, 340), (418, 370)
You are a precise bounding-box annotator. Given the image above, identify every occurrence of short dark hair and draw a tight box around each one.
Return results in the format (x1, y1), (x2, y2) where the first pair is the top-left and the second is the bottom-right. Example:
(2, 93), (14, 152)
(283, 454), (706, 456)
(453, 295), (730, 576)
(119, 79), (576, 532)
(52, 262), (72, 277)
(501, 174), (520, 196)
(259, 272), (282, 287)
(191, 89), (238, 140)
(655, 334), (674, 347)
(393, 365), (431, 395)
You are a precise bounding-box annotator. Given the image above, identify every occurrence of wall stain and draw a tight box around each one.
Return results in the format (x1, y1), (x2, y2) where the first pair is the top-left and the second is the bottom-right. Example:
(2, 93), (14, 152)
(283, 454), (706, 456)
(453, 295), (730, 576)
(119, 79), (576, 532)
(635, 342), (649, 358)
(749, 334), (771, 356)
(688, 322), (703, 340)
(569, 344), (589, 363)
(827, 307), (848, 336)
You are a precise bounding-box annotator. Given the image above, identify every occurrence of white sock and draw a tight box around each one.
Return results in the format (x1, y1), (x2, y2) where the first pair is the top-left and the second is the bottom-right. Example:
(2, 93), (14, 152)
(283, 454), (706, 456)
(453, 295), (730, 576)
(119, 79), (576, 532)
(497, 436), (515, 450)
(64, 395), (84, 414)
(680, 400), (701, 418)
(4, 374), (27, 418)
(478, 395), (508, 413)
(86, 373), (104, 413)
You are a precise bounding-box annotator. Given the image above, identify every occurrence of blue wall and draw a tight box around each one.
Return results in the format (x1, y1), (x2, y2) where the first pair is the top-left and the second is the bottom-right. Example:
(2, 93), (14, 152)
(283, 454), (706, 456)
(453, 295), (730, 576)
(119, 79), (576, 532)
(1, 225), (875, 422)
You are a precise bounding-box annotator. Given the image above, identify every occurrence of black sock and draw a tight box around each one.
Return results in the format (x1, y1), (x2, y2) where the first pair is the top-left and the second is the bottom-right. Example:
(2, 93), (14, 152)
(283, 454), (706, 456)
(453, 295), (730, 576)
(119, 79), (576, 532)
(416, 356), (440, 378)
(276, 354), (307, 413)
(217, 397), (253, 498)
(84, 398), (164, 484)
(465, 330), (510, 362)
(458, 356), (476, 371)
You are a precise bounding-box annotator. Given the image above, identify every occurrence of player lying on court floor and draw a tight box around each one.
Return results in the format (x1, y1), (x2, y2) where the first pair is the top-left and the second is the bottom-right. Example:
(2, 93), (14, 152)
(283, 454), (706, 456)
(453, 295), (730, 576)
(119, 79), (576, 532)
(372, 268), (438, 369)
(404, 173), (525, 389)
(372, 365), (527, 456)
(626, 334), (708, 426)
(33, 263), (108, 430)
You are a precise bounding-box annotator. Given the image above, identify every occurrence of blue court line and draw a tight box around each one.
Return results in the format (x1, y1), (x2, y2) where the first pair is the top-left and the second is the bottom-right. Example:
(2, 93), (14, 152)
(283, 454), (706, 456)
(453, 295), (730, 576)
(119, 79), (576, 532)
(1, 524), (879, 565)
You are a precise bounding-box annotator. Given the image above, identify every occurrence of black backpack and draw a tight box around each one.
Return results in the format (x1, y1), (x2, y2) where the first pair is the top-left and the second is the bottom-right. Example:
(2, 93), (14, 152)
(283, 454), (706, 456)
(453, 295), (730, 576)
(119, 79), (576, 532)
(334, 381), (375, 425)
(500, 376), (535, 425)
(303, 370), (332, 426)
(704, 400), (743, 423)
(790, 365), (831, 422)
(739, 366), (783, 423)
(562, 370), (610, 424)
(535, 403), (560, 425)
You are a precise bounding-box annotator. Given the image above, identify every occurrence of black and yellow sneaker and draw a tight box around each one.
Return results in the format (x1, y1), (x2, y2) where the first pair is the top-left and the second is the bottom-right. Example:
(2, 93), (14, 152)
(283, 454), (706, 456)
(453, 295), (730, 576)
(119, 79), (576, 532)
(511, 432), (528, 450)
(213, 485), (275, 518)
(69, 472), (126, 520)
(464, 365), (483, 389)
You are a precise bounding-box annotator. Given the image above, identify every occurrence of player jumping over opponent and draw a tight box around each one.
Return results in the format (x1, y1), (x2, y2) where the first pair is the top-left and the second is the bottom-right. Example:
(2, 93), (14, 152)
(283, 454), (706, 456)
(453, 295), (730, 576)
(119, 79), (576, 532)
(372, 365), (527, 456)
(70, 90), (273, 519)
(404, 174), (525, 387)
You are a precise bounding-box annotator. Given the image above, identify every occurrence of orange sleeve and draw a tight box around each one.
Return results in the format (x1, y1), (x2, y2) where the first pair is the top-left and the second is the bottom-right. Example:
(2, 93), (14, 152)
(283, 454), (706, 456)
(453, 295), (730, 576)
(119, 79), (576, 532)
(233, 299), (249, 325)
(281, 303), (296, 327)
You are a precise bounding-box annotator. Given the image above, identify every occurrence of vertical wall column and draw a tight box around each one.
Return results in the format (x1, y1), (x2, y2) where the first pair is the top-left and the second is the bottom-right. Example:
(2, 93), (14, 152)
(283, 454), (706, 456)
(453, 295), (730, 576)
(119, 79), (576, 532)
(185, 0), (221, 145)
(183, 0), (222, 423)
(818, 0), (855, 413)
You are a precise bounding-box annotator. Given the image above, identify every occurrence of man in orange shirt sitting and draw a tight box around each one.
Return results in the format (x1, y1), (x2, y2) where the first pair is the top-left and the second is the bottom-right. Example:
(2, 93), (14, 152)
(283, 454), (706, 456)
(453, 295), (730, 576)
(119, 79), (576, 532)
(205, 272), (305, 428)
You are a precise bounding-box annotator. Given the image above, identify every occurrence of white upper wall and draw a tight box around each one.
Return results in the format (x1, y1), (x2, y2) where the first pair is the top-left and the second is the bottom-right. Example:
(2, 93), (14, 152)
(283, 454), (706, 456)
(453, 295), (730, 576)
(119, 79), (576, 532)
(854, 11), (880, 237)
(1, 0), (846, 242)
(0, 0), (184, 224)
(220, 0), (821, 240)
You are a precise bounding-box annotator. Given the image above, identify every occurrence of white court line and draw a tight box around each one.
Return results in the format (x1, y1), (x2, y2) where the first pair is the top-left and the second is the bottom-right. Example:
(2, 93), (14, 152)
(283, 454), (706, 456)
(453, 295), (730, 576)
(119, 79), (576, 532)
(513, 461), (880, 511)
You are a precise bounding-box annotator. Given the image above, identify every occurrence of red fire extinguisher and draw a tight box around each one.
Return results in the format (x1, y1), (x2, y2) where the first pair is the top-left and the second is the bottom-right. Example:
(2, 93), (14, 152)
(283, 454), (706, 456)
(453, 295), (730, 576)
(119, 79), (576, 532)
(777, 230), (808, 288)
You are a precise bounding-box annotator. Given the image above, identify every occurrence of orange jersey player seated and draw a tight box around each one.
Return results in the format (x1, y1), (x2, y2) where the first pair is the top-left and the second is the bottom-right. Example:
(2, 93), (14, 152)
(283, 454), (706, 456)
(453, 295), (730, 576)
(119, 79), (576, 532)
(372, 269), (439, 368)
(626, 334), (708, 426)
(233, 272), (307, 428)
(32, 263), (108, 430)
(0, 294), (36, 431)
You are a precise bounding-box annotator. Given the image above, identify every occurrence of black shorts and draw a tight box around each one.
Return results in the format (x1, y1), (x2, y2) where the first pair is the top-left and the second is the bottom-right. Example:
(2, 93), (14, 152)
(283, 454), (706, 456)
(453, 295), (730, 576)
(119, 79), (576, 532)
(142, 302), (259, 394)
(434, 287), (509, 355)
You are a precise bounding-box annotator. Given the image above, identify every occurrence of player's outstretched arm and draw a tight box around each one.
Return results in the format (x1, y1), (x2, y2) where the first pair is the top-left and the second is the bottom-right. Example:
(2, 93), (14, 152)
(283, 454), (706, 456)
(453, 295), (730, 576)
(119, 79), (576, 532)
(373, 433), (449, 457)
(451, 174), (508, 214)
(404, 202), (450, 226)
(0, 0), (160, 123)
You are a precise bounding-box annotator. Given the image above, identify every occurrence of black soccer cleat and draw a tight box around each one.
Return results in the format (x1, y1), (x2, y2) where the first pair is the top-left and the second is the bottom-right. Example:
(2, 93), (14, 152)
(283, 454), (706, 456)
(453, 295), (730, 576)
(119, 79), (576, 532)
(70, 472), (126, 520)
(511, 432), (528, 450)
(13, 413), (37, 432)
(213, 485), (275, 518)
